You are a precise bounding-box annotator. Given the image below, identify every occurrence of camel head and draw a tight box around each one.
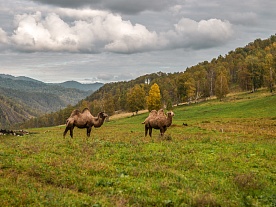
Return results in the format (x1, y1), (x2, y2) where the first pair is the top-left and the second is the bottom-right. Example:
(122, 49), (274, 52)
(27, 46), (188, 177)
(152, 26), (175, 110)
(167, 111), (175, 117)
(99, 112), (108, 119)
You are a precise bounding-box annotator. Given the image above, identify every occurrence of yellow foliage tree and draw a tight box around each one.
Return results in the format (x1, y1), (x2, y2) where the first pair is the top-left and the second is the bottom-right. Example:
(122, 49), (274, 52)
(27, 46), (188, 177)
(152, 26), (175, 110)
(126, 84), (146, 113)
(146, 83), (162, 111)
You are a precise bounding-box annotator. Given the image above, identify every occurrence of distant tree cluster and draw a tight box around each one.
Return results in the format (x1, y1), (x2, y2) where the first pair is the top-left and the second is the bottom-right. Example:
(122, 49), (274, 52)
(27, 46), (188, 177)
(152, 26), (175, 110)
(21, 35), (276, 128)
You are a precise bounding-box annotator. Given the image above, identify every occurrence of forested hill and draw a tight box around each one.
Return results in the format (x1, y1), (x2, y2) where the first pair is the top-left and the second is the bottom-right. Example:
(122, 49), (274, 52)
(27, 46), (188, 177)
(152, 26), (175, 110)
(0, 75), (102, 128)
(83, 34), (276, 112)
(21, 34), (276, 128)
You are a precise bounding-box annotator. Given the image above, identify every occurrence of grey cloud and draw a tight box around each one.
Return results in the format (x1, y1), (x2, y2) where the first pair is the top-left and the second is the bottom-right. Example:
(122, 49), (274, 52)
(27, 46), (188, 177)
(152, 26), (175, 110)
(33, 0), (95, 9)
(96, 73), (115, 81)
(94, 73), (134, 82)
(101, 0), (170, 14)
(32, 0), (174, 14)
(229, 12), (258, 26)
(160, 18), (234, 50)
(1, 0), (275, 84)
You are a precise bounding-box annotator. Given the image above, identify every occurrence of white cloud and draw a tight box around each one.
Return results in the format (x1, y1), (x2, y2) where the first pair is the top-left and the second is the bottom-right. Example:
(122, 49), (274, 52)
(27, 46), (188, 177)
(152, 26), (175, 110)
(11, 12), (83, 52)
(6, 9), (234, 54)
(105, 23), (159, 53)
(169, 5), (183, 15)
(0, 27), (8, 43)
(162, 18), (233, 49)
(8, 9), (161, 53)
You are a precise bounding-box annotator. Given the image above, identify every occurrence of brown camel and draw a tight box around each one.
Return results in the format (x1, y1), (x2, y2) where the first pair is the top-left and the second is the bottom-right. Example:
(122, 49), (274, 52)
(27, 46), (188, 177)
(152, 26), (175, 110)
(142, 109), (166, 122)
(63, 108), (108, 138)
(142, 109), (174, 137)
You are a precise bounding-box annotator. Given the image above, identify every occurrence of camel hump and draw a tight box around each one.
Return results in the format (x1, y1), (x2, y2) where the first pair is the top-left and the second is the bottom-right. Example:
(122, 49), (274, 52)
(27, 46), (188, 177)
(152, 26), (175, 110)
(82, 108), (90, 113)
(70, 109), (81, 116)
(149, 110), (158, 117)
(157, 109), (166, 116)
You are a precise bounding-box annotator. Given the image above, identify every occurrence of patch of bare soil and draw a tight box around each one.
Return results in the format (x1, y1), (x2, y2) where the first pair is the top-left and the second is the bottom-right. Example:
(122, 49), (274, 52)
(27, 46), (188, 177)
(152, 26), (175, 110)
(109, 110), (148, 120)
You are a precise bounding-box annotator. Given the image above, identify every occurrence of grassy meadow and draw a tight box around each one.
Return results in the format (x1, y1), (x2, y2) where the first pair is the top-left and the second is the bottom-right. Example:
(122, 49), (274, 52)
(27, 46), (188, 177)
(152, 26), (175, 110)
(1, 90), (276, 206)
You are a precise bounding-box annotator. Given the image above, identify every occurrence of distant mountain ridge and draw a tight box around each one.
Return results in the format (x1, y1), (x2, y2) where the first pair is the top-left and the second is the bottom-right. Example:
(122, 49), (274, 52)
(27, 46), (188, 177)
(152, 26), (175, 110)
(57, 80), (103, 92)
(0, 74), (104, 91)
(0, 74), (42, 83)
(0, 74), (103, 128)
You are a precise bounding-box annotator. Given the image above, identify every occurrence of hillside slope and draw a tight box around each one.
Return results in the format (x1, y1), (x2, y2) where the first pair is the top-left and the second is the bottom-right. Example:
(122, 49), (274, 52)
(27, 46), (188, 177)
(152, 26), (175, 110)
(84, 35), (276, 114)
(1, 91), (275, 206)
(0, 75), (102, 128)
(21, 35), (276, 128)
(0, 92), (35, 127)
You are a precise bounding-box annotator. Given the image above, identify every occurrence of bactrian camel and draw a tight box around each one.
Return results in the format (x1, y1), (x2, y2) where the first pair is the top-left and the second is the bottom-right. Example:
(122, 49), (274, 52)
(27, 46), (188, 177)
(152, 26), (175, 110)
(63, 108), (108, 138)
(142, 109), (174, 137)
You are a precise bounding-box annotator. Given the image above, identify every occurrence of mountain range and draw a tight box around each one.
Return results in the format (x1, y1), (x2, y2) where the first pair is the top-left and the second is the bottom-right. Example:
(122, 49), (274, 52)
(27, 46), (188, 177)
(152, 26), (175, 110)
(0, 74), (103, 128)
(57, 80), (103, 92)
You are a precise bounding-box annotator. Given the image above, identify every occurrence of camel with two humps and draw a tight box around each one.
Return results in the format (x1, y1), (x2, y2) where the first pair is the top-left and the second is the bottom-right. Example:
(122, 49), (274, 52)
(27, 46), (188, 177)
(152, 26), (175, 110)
(63, 108), (108, 138)
(142, 109), (175, 137)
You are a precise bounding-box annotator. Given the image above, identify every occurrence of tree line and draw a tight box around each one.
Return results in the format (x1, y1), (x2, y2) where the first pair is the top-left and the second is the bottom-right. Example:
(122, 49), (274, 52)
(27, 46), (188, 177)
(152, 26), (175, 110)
(20, 35), (276, 128)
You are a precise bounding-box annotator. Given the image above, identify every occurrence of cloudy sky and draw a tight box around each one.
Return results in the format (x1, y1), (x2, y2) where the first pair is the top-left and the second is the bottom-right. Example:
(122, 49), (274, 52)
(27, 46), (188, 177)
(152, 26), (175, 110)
(0, 0), (275, 83)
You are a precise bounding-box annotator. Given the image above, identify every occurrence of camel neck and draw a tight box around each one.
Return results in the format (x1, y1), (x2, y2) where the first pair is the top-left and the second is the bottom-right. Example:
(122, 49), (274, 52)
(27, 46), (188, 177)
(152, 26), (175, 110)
(166, 115), (173, 127)
(94, 117), (105, 127)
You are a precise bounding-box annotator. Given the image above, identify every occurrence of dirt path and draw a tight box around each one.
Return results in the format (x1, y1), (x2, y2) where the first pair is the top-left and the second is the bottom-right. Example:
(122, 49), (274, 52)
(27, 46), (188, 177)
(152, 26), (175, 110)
(109, 110), (148, 121)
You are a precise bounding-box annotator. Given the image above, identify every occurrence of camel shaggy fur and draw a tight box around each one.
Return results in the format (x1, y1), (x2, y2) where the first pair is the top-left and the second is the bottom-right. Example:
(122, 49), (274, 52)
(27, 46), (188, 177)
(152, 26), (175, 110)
(142, 109), (174, 137)
(63, 108), (108, 138)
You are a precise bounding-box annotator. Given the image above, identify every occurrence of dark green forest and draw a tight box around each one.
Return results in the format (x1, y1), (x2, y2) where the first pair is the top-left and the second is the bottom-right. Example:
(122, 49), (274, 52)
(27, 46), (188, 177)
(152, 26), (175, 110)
(0, 76), (103, 128)
(21, 35), (276, 128)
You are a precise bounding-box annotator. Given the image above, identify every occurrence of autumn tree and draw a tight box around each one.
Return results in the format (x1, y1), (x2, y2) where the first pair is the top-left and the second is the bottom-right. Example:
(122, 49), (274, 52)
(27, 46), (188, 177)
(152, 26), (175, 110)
(193, 65), (208, 100)
(184, 77), (196, 103)
(162, 89), (172, 110)
(264, 52), (276, 92)
(79, 100), (90, 111)
(237, 63), (252, 91)
(90, 100), (103, 115)
(177, 74), (187, 103)
(114, 88), (122, 111)
(245, 55), (262, 92)
(215, 67), (229, 100)
(204, 63), (215, 97)
(177, 72), (196, 103)
(147, 83), (162, 111)
(103, 93), (115, 116)
(126, 84), (146, 114)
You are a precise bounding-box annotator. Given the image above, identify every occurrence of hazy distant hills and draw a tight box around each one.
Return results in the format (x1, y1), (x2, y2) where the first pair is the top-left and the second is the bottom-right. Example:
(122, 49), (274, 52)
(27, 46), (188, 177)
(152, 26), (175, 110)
(0, 74), (42, 83)
(57, 80), (103, 92)
(0, 74), (103, 128)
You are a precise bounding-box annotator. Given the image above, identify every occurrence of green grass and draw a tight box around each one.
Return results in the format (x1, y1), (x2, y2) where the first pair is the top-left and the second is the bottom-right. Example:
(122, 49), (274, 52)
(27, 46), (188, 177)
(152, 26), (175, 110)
(1, 90), (276, 206)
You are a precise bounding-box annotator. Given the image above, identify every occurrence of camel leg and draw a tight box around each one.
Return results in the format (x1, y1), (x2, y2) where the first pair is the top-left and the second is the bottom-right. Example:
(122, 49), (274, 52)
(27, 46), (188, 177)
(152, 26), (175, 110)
(63, 127), (69, 138)
(149, 127), (153, 137)
(164, 127), (167, 135)
(69, 128), (74, 138)
(145, 125), (149, 137)
(160, 127), (164, 136)
(87, 127), (92, 137)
